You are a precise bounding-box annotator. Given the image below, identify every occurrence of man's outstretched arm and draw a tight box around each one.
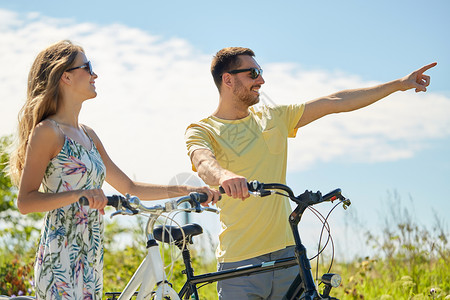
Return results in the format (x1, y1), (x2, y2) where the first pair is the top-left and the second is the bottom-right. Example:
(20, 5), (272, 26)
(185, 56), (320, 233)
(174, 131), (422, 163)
(296, 62), (437, 128)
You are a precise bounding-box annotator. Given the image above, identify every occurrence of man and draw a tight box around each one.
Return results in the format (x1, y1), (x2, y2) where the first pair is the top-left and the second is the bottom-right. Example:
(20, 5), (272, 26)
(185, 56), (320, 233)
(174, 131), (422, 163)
(185, 47), (436, 299)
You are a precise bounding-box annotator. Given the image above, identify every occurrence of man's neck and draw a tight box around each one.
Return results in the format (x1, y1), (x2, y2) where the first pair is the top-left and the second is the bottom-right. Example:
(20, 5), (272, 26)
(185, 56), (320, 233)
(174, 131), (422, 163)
(213, 96), (250, 120)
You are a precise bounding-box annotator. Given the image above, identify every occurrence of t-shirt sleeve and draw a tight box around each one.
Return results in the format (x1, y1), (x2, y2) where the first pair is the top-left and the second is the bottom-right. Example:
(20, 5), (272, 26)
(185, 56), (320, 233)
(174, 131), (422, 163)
(185, 123), (214, 172)
(272, 104), (305, 138)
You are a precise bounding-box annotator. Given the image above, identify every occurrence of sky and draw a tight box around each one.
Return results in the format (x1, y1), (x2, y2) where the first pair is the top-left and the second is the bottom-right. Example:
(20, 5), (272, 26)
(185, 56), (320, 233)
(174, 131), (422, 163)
(0, 0), (449, 260)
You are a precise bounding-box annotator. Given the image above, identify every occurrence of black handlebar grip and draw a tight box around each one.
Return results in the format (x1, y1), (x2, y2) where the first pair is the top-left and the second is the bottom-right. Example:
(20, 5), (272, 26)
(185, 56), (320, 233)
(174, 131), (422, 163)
(78, 195), (122, 208)
(106, 195), (122, 208)
(79, 196), (89, 206)
(189, 192), (209, 203)
(197, 193), (209, 203)
(190, 192), (222, 203)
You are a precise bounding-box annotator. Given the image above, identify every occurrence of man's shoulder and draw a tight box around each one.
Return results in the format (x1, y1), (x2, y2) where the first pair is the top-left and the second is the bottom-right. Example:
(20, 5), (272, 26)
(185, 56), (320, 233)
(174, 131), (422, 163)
(185, 117), (219, 140)
(252, 103), (304, 117)
(186, 116), (214, 131)
(251, 104), (286, 118)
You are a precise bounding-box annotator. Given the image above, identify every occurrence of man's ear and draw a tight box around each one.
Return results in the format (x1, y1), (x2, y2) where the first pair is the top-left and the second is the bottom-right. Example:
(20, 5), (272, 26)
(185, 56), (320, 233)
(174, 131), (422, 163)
(60, 71), (72, 85)
(222, 73), (233, 88)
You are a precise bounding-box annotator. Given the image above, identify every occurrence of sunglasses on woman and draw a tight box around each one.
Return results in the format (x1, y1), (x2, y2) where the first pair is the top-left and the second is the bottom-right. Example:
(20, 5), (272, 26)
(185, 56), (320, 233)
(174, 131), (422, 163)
(66, 61), (93, 75)
(228, 67), (263, 79)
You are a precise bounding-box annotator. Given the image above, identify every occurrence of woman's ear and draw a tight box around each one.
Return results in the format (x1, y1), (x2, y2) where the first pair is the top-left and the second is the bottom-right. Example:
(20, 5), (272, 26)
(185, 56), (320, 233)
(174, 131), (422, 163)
(60, 71), (72, 85)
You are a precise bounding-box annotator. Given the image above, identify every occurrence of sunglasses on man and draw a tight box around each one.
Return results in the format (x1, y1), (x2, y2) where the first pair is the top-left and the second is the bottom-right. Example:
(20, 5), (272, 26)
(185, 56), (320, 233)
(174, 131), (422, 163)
(228, 67), (263, 79)
(66, 61), (94, 76)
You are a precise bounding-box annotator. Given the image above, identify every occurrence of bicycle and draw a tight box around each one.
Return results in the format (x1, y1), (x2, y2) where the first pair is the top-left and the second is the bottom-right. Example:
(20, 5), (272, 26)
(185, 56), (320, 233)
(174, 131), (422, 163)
(104, 180), (351, 300)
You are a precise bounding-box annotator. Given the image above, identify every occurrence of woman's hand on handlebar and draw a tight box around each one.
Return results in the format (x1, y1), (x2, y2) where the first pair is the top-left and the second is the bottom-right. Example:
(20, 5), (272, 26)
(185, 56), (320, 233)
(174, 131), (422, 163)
(79, 189), (108, 215)
(187, 186), (221, 206)
(219, 173), (250, 201)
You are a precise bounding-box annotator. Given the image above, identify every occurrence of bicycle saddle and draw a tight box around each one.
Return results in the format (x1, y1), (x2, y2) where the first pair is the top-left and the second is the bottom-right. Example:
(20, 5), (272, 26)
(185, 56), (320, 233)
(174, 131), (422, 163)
(153, 223), (203, 245)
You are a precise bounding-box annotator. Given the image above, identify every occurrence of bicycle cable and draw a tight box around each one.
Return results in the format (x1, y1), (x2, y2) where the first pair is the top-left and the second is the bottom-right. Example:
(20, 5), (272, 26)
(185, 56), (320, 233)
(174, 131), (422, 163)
(159, 211), (187, 281)
(314, 200), (344, 284)
(274, 189), (344, 285)
(307, 206), (332, 260)
(272, 190), (334, 260)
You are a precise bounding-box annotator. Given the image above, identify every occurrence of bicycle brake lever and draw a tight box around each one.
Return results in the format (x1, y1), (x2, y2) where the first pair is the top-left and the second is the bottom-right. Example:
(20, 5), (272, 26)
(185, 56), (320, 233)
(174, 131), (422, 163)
(203, 207), (220, 214)
(110, 208), (138, 219)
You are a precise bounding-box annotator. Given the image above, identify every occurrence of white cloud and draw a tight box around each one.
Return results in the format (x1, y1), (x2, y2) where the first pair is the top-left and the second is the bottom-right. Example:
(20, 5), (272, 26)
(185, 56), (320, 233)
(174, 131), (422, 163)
(1, 8), (449, 194)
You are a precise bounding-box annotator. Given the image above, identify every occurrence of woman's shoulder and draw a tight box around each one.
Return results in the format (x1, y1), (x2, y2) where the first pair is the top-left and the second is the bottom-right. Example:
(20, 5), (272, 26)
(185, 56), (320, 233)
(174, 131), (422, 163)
(32, 119), (64, 140)
(28, 119), (65, 156)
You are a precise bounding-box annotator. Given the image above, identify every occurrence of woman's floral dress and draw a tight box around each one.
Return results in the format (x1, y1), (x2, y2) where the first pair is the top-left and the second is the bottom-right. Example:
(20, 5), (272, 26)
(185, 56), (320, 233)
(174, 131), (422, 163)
(34, 122), (106, 300)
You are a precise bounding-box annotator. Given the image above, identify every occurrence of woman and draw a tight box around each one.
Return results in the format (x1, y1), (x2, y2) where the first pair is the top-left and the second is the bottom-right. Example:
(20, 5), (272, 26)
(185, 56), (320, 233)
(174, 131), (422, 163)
(9, 40), (220, 299)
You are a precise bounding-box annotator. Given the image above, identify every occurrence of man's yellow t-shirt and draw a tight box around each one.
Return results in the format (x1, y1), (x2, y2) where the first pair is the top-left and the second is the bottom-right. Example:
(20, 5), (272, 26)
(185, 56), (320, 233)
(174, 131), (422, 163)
(185, 104), (305, 263)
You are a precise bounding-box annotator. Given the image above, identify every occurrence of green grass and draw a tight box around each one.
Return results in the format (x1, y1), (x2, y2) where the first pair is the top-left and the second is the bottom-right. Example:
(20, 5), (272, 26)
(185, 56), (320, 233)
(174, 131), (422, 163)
(329, 255), (449, 299)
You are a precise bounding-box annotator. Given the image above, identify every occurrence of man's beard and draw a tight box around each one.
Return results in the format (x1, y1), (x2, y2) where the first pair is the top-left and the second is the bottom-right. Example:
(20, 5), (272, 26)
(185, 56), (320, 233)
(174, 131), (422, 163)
(232, 77), (260, 107)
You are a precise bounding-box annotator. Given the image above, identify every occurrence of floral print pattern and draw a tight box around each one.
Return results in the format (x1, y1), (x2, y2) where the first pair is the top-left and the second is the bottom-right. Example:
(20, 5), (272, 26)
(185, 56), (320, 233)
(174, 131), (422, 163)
(34, 128), (106, 300)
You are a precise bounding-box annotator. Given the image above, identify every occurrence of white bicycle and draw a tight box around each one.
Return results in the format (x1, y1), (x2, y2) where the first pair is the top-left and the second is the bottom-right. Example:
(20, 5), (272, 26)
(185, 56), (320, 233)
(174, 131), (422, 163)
(96, 192), (219, 300)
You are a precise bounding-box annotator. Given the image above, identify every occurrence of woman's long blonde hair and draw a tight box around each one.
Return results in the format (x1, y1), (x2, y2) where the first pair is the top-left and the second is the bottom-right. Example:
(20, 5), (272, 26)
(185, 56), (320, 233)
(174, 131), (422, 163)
(9, 40), (84, 185)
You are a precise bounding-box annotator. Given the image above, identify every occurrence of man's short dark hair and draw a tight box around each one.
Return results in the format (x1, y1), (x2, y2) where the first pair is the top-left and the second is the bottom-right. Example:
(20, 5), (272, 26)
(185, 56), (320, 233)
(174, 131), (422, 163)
(211, 47), (255, 91)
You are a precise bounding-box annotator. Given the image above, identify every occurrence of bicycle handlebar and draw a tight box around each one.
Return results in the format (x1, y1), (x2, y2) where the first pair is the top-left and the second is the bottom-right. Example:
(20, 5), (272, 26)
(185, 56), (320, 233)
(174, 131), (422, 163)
(219, 180), (350, 209)
(79, 192), (217, 218)
(79, 180), (350, 217)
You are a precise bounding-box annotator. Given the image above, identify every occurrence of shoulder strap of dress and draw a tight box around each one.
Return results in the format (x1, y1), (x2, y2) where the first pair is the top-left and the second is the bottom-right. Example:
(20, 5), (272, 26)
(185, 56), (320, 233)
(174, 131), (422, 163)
(48, 119), (65, 135)
(79, 124), (92, 140)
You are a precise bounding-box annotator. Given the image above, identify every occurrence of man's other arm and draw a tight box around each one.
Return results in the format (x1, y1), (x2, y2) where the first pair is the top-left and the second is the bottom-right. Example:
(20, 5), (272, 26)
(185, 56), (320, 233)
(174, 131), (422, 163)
(296, 62), (437, 128)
